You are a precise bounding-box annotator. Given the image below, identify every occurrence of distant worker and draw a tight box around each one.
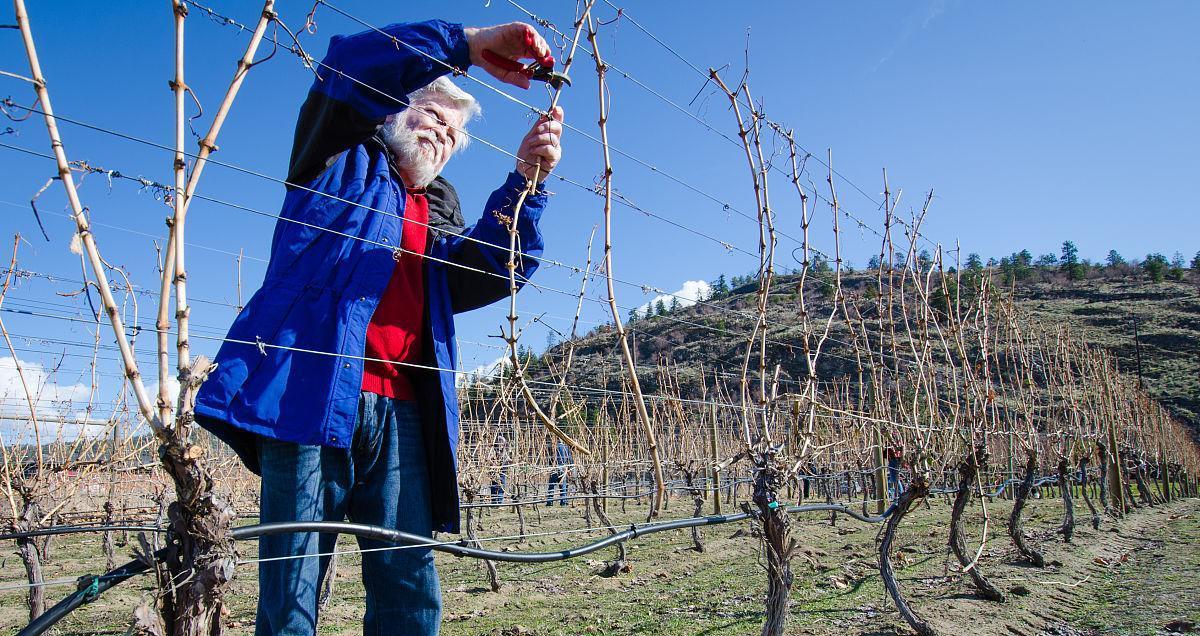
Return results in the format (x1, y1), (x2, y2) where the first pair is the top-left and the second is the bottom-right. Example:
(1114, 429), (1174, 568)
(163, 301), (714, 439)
(887, 438), (905, 500)
(491, 432), (511, 504)
(547, 438), (572, 506)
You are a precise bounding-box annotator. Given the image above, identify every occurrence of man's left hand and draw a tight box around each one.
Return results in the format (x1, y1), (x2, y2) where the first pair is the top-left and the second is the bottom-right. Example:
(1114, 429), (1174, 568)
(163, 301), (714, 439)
(516, 106), (563, 182)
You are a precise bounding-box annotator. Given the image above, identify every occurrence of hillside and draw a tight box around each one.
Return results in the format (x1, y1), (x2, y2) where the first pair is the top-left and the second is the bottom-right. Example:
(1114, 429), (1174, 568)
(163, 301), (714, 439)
(1015, 276), (1200, 429)
(530, 266), (1200, 436)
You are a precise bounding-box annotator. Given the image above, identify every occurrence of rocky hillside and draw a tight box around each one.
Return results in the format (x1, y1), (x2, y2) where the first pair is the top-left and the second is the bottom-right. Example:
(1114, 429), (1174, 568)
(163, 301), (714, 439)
(1015, 276), (1200, 430)
(530, 266), (1200, 436)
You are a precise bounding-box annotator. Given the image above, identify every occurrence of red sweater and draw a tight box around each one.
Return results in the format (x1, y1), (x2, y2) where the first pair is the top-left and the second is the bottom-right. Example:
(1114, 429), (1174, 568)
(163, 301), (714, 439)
(361, 190), (429, 399)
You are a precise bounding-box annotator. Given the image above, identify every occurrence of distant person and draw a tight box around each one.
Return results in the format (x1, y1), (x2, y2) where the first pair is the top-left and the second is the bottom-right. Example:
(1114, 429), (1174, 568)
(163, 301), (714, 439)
(887, 440), (905, 500)
(491, 432), (511, 504)
(547, 439), (571, 506)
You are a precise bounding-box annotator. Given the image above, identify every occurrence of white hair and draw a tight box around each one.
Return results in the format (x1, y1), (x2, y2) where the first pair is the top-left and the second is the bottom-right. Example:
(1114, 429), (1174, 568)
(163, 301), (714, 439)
(406, 76), (481, 153)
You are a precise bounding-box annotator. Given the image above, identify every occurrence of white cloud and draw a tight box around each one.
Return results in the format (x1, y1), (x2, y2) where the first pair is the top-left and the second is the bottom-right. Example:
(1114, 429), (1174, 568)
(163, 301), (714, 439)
(0, 355), (109, 445)
(0, 355), (91, 417)
(632, 279), (712, 319)
(873, 0), (952, 72)
(147, 376), (181, 413)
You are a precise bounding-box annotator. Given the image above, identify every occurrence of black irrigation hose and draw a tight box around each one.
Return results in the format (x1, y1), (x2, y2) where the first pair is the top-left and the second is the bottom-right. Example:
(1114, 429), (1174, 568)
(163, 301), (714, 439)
(0, 525), (163, 542)
(463, 477), (757, 509)
(17, 501), (896, 636)
(929, 475), (1058, 499)
(16, 559), (149, 636)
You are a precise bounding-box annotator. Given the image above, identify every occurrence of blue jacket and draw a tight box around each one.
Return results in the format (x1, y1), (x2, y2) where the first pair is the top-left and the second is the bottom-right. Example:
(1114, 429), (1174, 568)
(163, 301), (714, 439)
(195, 20), (547, 533)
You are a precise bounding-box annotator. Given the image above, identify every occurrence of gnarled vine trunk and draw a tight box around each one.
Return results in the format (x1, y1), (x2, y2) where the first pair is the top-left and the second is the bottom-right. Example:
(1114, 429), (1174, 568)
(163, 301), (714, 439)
(1056, 458), (1075, 543)
(591, 479), (627, 576)
(682, 467), (705, 553)
(140, 430), (237, 635)
(1096, 441), (1111, 514)
(462, 490), (501, 592)
(1132, 462), (1156, 507)
(949, 449), (1005, 602)
(14, 494), (45, 622)
(751, 446), (794, 636)
(881, 473), (937, 636)
(1009, 452), (1045, 567)
(1078, 456), (1101, 530)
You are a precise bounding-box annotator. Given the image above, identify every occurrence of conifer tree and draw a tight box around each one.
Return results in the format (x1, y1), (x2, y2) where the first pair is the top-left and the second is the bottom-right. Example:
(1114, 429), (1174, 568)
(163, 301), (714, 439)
(1060, 240), (1083, 279)
(712, 274), (729, 296)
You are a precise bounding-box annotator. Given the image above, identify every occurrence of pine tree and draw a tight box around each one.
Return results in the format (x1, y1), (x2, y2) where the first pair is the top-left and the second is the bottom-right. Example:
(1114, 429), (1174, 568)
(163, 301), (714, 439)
(654, 299), (667, 317)
(712, 274), (729, 296)
(1143, 253), (1168, 282)
(965, 253), (983, 271)
(669, 297), (680, 313)
(1060, 240), (1083, 279)
(1106, 250), (1126, 267)
(1169, 252), (1186, 281)
(917, 249), (933, 270)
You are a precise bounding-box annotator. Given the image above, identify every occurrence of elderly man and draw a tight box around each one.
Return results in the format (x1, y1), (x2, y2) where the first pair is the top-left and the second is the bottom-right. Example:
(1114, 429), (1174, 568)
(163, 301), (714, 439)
(194, 19), (563, 636)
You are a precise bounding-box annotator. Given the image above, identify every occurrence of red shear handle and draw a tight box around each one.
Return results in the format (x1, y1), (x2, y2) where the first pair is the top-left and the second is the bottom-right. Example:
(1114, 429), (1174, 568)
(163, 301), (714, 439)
(481, 28), (555, 77)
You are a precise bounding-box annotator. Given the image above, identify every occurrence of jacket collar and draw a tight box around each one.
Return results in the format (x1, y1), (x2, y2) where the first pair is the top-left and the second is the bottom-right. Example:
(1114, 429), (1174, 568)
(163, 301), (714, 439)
(370, 134), (465, 238)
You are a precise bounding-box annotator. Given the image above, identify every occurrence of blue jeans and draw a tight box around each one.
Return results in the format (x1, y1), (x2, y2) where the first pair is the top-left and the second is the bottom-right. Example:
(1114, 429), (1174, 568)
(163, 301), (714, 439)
(547, 470), (568, 505)
(887, 460), (904, 500)
(256, 393), (441, 636)
(490, 469), (507, 504)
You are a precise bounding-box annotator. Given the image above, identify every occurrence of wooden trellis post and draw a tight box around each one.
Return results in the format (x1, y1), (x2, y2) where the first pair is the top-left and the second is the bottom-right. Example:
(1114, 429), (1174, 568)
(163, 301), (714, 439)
(1107, 424), (1125, 515)
(601, 423), (610, 514)
(709, 403), (721, 514)
(873, 425), (888, 514)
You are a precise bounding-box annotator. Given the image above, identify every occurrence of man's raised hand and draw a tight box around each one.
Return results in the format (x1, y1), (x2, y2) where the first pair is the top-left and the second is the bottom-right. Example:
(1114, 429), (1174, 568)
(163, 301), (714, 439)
(464, 22), (552, 90)
(516, 106), (563, 182)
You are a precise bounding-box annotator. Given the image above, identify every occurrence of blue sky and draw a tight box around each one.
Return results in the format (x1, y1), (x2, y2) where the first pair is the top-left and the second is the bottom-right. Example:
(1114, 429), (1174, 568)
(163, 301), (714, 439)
(0, 1), (1197, 438)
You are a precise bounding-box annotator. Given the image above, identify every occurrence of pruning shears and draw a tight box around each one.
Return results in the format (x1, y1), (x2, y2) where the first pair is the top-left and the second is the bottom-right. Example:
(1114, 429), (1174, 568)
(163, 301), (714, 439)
(481, 31), (571, 90)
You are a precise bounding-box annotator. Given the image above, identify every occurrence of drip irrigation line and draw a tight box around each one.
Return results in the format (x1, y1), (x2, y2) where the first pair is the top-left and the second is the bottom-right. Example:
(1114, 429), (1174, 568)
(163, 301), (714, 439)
(0, 524), (162, 542)
(0, 469), (1095, 539)
(15, 501), (896, 636)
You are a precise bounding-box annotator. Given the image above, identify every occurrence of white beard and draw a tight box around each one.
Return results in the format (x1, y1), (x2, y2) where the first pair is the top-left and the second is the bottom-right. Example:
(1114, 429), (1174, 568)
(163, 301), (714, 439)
(381, 116), (442, 188)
